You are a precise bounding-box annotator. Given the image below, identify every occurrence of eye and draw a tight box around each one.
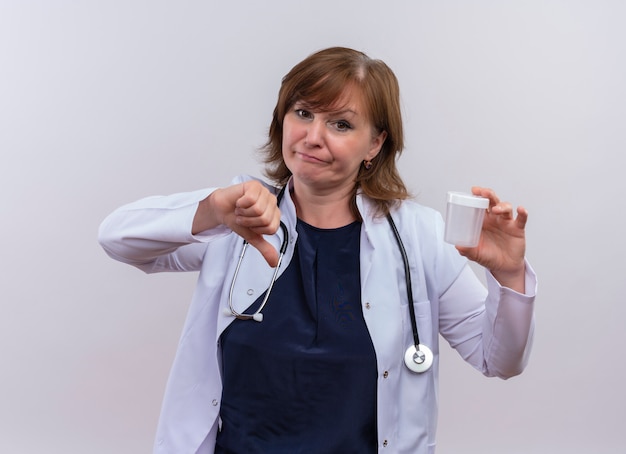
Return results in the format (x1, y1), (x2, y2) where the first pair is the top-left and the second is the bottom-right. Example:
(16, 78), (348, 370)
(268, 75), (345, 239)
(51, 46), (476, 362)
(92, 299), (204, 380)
(295, 108), (312, 120)
(332, 120), (352, 131)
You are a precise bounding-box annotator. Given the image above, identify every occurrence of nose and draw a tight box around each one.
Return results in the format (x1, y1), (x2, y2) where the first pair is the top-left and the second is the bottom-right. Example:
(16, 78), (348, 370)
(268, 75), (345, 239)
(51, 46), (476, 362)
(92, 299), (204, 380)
(304, 119), (324, 148)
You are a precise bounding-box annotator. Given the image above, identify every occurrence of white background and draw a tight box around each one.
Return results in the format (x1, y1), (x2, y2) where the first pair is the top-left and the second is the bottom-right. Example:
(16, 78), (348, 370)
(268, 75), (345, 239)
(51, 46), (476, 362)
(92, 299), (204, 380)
(2, 1), (625, 452)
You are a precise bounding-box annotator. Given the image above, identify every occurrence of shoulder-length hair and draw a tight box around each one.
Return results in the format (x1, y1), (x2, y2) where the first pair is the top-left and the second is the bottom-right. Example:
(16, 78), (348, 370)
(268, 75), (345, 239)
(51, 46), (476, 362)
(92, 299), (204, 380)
(261, 47), (409, 217)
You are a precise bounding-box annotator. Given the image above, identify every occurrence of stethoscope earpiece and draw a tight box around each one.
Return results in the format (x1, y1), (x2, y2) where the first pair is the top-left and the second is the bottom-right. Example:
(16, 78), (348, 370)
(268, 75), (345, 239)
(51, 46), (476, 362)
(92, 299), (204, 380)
(223, 308), (263, 323)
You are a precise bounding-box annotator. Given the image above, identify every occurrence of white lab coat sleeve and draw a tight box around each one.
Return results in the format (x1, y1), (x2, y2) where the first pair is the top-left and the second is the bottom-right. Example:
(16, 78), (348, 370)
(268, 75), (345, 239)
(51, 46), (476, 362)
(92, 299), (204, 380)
(98, 187), (231, 274)
(438, 260), (536, 379)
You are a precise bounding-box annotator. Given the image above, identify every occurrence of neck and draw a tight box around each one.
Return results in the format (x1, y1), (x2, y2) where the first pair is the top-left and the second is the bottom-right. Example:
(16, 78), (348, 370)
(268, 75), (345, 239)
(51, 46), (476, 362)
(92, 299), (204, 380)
(291, 183), (356, 228)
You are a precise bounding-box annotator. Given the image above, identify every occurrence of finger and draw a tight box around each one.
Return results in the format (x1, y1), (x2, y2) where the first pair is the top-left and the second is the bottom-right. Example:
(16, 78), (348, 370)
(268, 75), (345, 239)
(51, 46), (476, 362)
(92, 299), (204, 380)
(235, 181), (265, 210)
(471, 186), (500, 210)
(235, 202), (281, 233)
(236, 215), (281, 236)
(515, 206), (528, 230)
(491, 202), (514, 220)
(236, 184), (278, 216)
(235, 199), (276, 220)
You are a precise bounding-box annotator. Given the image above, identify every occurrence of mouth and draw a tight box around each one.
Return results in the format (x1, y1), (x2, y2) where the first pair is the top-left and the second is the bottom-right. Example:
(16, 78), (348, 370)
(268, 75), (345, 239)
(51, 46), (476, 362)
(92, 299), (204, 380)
(296, 151), (328, 164)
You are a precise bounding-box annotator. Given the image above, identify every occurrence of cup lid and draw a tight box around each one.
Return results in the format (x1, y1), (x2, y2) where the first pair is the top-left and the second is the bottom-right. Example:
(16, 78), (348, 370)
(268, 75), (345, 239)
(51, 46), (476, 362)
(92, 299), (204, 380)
(447, 191), (490, 208)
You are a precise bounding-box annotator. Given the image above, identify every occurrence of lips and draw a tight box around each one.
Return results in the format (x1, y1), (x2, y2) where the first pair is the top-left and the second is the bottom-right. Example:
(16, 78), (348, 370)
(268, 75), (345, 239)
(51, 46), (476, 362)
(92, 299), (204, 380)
(296, 151), (328, 164)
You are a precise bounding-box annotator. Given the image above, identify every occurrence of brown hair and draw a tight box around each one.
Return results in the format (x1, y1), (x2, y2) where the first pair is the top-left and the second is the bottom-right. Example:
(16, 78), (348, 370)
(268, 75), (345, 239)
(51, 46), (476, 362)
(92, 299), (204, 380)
(261, 47), (409, 217)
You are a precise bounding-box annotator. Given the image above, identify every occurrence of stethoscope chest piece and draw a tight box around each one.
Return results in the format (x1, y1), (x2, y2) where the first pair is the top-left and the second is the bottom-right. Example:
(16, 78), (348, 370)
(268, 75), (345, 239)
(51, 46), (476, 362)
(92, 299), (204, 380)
(404, 344), (433, 373)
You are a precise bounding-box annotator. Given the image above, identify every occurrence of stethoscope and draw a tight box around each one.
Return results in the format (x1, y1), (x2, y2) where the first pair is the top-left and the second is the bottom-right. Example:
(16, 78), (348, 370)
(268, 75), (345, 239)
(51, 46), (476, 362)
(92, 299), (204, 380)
(226, 187), (433, 374)
(227, 220), (288, 323)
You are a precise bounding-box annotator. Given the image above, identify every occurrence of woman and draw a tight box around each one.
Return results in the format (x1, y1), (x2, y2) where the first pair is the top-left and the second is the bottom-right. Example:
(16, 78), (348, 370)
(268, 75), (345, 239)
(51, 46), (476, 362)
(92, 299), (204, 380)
(99, 47), (535, 454)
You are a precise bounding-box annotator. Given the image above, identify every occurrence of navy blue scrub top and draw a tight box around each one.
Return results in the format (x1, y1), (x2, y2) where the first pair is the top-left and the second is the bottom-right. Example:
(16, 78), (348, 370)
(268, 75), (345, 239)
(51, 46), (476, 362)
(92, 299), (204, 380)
(216, 219), (378, 454)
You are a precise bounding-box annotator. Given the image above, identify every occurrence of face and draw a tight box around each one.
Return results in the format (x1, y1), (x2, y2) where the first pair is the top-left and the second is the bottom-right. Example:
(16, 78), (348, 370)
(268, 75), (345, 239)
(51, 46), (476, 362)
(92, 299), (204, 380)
(281, 88), (387, 195)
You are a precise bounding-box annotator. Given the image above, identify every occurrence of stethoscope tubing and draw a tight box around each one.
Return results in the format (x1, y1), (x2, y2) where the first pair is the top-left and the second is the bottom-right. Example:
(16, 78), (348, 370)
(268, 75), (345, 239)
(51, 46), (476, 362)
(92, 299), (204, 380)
(386, 213), (421, 349)
(227, 221), (288, 322)
(225, 185), (432, 372)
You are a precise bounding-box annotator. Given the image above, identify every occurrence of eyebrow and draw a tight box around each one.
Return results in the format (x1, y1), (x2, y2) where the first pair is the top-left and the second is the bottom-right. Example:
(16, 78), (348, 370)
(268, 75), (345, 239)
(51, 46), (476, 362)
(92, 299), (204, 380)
(329, 108), (358, 116)
(295, 101), (358, 116)
(317, 107), (359, 117)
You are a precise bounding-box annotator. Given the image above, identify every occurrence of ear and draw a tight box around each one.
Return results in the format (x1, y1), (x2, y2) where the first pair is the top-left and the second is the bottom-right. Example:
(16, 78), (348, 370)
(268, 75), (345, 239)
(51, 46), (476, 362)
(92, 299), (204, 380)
(366, 130), (388, 161)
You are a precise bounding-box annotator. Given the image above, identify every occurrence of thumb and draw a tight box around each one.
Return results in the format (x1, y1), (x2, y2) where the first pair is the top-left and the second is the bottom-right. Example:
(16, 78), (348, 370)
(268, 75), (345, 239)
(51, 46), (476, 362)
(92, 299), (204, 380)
(246, 235), (280, 268)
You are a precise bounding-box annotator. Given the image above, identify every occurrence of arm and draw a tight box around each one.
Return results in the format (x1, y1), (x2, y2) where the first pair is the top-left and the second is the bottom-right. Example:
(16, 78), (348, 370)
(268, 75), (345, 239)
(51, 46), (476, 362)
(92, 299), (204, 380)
(98, 188), (219, 273)
(437, 187), (535, 378)
(439, 261), (536, 379)
(98, 180), (282, 272)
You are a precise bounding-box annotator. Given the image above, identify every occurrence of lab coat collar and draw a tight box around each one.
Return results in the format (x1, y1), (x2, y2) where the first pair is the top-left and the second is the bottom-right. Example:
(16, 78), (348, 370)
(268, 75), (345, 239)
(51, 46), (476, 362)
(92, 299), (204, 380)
(276, 178), (384, 287)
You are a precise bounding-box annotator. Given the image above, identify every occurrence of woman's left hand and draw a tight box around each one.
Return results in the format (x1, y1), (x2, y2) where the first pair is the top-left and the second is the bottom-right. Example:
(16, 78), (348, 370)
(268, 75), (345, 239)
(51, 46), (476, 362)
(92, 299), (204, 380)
(455, 186), (528, 293)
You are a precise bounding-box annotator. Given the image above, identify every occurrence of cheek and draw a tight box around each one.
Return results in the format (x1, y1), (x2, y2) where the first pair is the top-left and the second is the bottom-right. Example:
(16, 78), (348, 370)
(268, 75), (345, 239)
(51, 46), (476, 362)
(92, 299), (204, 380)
(281, 134), (293, 166)
(281, 125), (295, 166)
(281, 121), (296, 150)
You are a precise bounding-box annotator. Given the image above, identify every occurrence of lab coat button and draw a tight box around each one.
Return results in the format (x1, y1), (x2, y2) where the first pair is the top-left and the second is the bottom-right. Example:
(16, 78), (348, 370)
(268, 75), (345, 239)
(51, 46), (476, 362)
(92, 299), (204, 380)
(365, 302), (371, 309)
(383, 371), (389, 378)
(383, 439), (388, 447)
(212, 399), (219, 406)
(247, 289), (254, 296)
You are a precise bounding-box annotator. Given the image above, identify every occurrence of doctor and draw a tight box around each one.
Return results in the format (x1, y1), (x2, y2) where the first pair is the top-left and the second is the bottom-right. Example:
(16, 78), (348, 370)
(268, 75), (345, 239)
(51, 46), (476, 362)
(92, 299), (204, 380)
(99, 47), (536, 454)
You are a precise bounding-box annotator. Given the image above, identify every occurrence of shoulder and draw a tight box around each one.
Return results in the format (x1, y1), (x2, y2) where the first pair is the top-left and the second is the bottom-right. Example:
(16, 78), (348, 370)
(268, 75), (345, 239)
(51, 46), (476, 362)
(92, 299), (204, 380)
(359, 196), (447, 261)
(360, 195), (467, 291)
(359, 195), (444, 239)
(393, 199), (444, 234)
(361, 196), (451, 261)
(386, 201), (445, 261)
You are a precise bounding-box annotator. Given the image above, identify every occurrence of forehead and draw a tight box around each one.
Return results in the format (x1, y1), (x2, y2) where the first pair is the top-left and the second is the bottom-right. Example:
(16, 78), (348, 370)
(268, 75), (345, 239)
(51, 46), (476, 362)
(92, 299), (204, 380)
(299, 85), (367, 115)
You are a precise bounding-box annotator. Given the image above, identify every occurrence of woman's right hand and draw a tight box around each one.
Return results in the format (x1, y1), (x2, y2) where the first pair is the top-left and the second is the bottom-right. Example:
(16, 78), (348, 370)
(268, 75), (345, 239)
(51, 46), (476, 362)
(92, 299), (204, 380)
(193, 180), (282, 267)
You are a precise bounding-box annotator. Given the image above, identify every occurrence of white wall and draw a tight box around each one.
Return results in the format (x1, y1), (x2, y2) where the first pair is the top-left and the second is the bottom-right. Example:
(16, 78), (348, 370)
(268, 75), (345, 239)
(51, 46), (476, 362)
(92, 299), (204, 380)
(2, 1), (624, 452)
